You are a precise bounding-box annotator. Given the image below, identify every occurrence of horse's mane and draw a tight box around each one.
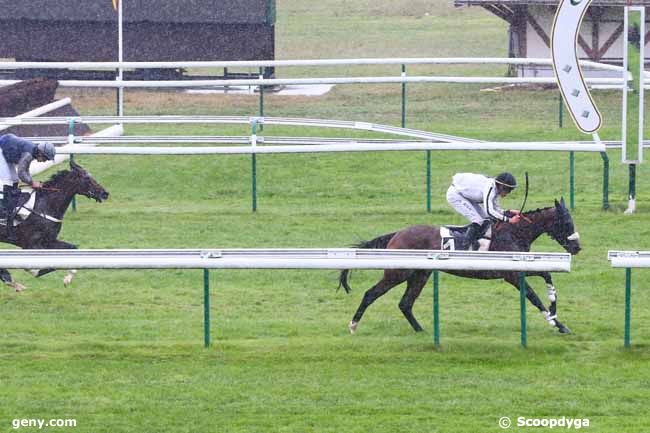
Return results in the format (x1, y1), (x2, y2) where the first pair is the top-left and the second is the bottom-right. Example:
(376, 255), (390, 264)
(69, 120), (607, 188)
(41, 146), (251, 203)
(43, 169), (71, 188)
(522, 206), (553, 216)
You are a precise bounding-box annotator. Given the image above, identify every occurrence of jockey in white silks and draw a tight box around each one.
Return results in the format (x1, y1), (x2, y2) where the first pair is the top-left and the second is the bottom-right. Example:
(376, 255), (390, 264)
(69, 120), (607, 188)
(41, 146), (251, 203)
(0, 134), (56, 241)
(446, 172), (522, 250)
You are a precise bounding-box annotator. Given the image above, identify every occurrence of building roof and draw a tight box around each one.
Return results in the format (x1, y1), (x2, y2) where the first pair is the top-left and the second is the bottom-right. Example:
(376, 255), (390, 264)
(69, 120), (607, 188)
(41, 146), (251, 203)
(455, 0), (650, 6)
(0, 0), (275, 24)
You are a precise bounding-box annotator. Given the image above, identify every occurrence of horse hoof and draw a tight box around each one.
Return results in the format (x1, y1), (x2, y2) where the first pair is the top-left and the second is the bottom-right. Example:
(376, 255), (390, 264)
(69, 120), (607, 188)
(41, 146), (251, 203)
(9, 281), (26, 292)
(63, 270), (77, 288)
(348, 321), (358, 334)
(558, 325), (572, 334)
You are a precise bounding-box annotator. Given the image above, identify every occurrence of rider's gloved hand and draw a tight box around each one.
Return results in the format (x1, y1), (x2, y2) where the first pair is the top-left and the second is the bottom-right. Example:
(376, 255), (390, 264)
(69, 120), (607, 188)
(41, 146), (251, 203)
(509, 213), (522, 224)
(31, 181), (43, 189)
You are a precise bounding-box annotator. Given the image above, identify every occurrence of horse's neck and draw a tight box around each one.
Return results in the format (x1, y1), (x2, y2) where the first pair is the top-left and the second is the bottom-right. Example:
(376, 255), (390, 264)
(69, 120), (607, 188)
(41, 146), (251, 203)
(40, 183), (76, 218)
(496, 208), (554, 251)
(521, 208), (556, 245)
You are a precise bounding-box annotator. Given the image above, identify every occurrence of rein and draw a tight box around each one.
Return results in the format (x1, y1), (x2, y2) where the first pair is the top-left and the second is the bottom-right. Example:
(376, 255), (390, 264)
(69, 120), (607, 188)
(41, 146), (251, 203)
(18, 184), (61, 192)
(38, 187), (61, 192)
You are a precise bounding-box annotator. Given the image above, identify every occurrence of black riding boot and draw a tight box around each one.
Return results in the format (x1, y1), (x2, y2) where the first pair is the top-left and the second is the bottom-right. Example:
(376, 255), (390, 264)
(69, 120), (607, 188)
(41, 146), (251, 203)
(464, 222), (482, 251)
(3, 185), (18, 242)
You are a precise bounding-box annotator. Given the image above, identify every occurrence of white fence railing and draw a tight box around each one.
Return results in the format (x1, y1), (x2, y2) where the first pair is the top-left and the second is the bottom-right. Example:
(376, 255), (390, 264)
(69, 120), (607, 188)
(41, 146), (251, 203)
(0, 99), (71, 134)
(0, 248), (571, 271)
(3, 115), (605, 211)
(0, 57), (630, 70)
(1, 249), (570, 347)
(0, 57), (641, 89)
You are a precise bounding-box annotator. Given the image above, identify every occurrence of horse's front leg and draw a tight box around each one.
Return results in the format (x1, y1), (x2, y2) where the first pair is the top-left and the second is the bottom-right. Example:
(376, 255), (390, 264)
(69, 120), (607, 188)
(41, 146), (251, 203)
(504, 273), (570, 334)
(527, 271), (571, 334)
(27, 240), (78, 287)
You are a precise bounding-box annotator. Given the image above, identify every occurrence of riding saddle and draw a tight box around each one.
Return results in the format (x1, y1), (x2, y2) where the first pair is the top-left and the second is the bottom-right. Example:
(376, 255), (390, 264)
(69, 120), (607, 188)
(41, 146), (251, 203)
(0, 191), (35, 227)
(440, 222), (492, 251)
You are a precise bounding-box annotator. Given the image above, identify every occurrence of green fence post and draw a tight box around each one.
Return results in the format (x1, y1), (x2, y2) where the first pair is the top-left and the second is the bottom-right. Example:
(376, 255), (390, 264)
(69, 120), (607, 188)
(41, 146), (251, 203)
(433, 271), (440, 348)
(569, 151), (575, 210)
(601, 152), (609, 210)
(625, 267), (632, 348)
(401, 64), (407, 128)
(559, 93), (564, 128)
(519, 272), (527, 348)
(204, 269), (211, 348)
(426, 151), (432, 213)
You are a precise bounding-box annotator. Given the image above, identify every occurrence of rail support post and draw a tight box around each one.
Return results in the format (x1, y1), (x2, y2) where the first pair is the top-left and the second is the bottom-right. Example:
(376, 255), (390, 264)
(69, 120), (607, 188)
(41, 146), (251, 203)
(204, 269), (211, 348)
(625, 267), (632, 348)
(426, 151), (432, 213)
(519, 272), (527, 348)
(569, 151), (575, 210)
(433, 271), (440, 348)
(601, 151), (609, 210)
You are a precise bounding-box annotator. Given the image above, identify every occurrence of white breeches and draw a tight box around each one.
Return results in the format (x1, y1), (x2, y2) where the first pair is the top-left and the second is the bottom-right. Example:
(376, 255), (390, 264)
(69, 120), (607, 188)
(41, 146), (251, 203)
(0, 153), (18, 187)
(446, 185), (487, 224)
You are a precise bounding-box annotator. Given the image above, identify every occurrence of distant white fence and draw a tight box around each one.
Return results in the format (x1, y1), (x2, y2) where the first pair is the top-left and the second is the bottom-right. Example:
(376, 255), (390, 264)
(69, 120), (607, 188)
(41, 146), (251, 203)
(2, 114), (606, 212)
(2, 115), (606, 154)
(0, 98), (71, 133)
(0, 99), (124, 175)
(0, 57), (640, 89)
(0, 57), (629, 70)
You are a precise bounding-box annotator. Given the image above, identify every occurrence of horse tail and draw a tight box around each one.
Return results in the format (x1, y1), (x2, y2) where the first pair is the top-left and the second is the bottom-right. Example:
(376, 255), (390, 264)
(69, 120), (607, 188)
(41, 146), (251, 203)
(337, 232), (397, 293)
(353, 232), (396, 250)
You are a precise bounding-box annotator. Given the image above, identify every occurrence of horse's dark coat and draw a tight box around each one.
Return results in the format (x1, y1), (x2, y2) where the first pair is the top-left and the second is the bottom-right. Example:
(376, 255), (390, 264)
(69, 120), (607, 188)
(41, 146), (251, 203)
(0, 161), (109, 287)
(339, 199), (581, 334)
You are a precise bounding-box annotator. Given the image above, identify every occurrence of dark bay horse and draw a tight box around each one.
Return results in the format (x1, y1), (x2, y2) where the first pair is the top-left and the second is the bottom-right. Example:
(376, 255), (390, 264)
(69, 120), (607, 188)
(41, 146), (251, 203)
(339, 198), (581, 335)
(0, 161), (109, 291)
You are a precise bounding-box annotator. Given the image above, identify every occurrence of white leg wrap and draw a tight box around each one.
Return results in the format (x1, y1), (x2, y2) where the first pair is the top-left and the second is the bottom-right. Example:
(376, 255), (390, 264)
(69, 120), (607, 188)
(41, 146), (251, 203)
(543, 311), (557, 327)
(546, 284), (557, 303)
(63, 269), (78, 287)
(624, 198), (636, 215)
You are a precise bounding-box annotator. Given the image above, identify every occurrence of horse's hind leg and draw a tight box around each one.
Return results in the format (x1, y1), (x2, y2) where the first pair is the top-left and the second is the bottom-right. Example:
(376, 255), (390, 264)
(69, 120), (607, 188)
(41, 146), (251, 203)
(398, 270), (432, 332)
(1, 268), (25, 292)
(349, 270), (409, 334)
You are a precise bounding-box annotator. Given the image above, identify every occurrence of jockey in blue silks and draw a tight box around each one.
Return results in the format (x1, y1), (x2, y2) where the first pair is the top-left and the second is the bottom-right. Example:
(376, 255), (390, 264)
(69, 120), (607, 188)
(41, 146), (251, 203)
(0, 134), (56, 240)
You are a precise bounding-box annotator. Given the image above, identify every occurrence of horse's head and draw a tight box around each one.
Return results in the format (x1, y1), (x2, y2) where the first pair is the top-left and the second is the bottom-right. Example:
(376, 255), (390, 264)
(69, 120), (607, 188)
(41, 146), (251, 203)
(70, 161), (110, 202)
(548, 197), (581, 255)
